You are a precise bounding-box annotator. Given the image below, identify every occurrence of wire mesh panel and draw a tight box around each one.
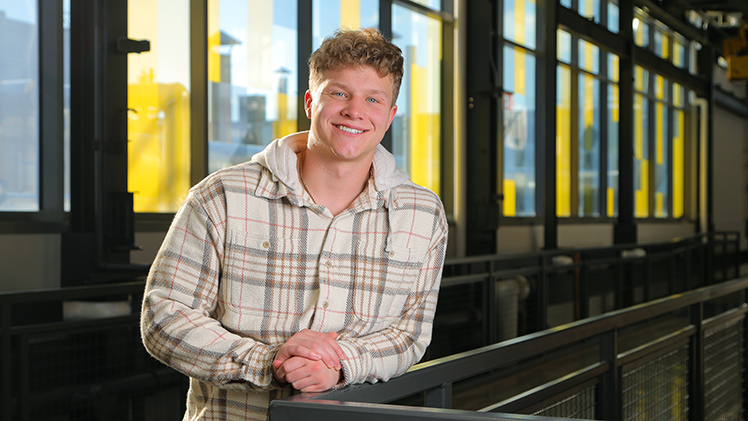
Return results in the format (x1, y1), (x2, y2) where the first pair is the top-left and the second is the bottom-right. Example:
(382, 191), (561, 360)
(704, 317), (745, 421)
(532, 386), (597, 419)
(621, 345), (690, 421)
(11, 320), (185, 421)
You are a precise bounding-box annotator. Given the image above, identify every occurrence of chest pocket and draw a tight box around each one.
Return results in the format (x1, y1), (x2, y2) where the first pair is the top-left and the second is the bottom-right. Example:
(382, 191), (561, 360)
(348, 243), (427, 333)
(221, 229), (316, 338)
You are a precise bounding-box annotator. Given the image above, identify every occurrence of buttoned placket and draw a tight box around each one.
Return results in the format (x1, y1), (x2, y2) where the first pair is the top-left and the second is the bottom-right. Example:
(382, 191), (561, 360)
(309, 211), (343, 333)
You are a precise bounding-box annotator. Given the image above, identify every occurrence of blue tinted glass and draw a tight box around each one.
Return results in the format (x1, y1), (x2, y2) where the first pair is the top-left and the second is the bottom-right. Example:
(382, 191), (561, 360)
(0, 0), (40, 211)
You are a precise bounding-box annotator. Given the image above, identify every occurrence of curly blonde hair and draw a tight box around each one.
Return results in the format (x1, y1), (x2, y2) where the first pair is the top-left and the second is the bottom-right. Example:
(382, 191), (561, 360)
(308, 28), (404, 104)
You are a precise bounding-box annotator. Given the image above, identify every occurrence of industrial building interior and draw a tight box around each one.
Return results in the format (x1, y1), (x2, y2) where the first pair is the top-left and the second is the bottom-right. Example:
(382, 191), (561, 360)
(2, 0), (748, 420)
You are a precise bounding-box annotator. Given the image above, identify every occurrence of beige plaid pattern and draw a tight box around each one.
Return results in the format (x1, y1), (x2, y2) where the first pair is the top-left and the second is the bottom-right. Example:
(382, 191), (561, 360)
(141, 151), (448, 420)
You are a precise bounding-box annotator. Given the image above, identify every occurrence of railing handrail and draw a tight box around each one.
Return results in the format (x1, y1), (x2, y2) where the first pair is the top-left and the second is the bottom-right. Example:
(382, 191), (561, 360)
(441, 230), (739, 267)
(291, 276), (748, 406)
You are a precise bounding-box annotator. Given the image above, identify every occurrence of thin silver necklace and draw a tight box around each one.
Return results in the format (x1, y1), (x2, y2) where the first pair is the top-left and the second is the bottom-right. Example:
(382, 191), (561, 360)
(298, 154), (317, 204)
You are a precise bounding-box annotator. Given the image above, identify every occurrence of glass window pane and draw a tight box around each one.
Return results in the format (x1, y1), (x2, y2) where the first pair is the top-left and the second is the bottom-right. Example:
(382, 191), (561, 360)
(654, 102), (669, 218)
(560, 0), (572, 8)
(654, 23), (669, 60)
(673, 35), (686, 69)
(608, 52), (619, 82)
(557, 29), (571, 64)
(128, 0), (192, 213)
(64, 0), (71, 211)
(392, 5), (442, 195)
(608, 83), (619, 217)
(313, 0), (379, 49)
(633, 13), (649, 48)
(578, 39), (599, 75)
(579, 73), (600, 217)
(634, 94), (649, 217)
(208, 0), (298, 175)
(579, 0), (600, 24)
(503, 45), (536, 217)
(410, 0), (441, 10)
(0, 0), (39, 211)
(673, 109), (684, 218)
(557, 65), (571, 217)
(503, 0), (537, 50)
(607, 0), (619, 33)
(634, 65), (649, 93)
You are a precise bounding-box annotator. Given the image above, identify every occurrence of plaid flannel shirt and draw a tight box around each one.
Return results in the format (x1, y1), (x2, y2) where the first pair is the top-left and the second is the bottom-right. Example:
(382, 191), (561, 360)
(141, 133), (448, 420)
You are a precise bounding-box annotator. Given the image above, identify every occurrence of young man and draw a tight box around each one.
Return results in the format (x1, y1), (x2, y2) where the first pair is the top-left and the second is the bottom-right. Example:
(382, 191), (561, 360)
(141, 28), (448, 420)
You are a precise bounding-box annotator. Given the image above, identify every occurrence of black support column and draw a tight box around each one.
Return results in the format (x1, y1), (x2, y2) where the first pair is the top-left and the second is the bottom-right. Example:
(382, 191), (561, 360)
(64, 0), (142, 285)
(465, 0), (500, 255)
(614, 1), (636, 245)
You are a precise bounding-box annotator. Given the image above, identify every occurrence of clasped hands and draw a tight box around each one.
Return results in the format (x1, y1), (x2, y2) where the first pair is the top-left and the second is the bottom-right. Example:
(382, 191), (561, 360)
(272, 329), (345, 393)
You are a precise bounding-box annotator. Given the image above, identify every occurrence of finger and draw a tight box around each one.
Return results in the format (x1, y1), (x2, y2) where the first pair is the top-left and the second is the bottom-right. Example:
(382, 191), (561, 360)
(282, 343), (323, 362)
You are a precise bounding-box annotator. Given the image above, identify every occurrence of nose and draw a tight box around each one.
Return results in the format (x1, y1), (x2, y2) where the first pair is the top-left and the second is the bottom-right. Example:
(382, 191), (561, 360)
(342, 99), (364, 119)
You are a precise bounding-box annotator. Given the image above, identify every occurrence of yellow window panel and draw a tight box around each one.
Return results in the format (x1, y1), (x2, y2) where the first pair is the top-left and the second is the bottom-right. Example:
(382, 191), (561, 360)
(409, 63), (441, 195)
(515, 0), (526, 45)
(656, 102), (664, 165)
(611, 85), (620, 122)
(655, 192), (664, 217)
(607, 187), (615, 217)
(503, 179), (517, 216)
(340, 0), (361, 29)
(514, 47), (526, 95)
(635, 160), (649, 217)
(673, 111), (684, 217)
(557, 65), (571, 217)
(208, 0), (220, 83)
(634, 95), (644, 158)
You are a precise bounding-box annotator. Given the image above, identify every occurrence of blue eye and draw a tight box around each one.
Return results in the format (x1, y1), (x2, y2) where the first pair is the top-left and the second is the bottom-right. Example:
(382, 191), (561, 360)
(367, 97), (378, 103)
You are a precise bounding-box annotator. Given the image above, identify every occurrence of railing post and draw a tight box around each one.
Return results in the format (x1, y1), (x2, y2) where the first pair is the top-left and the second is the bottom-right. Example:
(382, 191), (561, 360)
(1, 302), (10, 421)
(424, 382), (453, 409)
(579, 252), (589, 320)
(599, 329), (619, 420)
(539, 255), (549, 330)
(19, 333), (29, 421)
(488, 260), (497, 345)
(743, 298), (748, 421)
(688, 302), (704, 421)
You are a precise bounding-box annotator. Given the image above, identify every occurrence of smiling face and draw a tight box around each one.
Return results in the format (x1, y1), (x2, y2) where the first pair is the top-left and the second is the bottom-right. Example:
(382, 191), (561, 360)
(304, 65), (398, 165)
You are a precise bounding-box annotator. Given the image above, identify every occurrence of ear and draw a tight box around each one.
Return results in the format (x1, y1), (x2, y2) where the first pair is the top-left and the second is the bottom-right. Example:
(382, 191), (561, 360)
(386, 105), (397, 129)
(304, 90), (313, 119)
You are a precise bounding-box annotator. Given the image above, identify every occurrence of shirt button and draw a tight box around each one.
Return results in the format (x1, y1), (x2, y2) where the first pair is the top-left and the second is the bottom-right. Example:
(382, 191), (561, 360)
(322, 301), (329, 309)
(262, 241), (270, 249)
(324, 260), (333, 267)
(387, 251), (395, 258)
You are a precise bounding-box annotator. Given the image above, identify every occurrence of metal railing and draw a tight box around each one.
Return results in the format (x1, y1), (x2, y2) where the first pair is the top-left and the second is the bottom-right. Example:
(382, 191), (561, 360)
(427, 231), (740, 360)
(0, 280), (188, 421)
(270, 276), (748, 420)
(0, 231), (742, 420)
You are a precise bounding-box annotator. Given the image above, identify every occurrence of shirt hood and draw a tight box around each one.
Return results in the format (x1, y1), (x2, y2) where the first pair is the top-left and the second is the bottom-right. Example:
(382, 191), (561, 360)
(251, 131), (411, 199)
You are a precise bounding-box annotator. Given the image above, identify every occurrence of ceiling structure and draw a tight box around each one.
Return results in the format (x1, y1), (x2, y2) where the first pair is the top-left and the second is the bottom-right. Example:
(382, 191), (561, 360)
(659, 0), (747, 49)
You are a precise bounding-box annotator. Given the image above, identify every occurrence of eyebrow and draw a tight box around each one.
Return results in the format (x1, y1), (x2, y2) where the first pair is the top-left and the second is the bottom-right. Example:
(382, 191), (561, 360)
(326, 82), (389, 98)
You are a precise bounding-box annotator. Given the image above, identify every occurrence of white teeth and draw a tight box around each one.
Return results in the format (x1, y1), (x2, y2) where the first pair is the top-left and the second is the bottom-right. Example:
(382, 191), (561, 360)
(337, 125), (364, 134)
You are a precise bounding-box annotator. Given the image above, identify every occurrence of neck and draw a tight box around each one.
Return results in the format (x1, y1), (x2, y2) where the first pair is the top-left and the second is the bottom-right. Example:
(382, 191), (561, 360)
(298, 150), (372, 215)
